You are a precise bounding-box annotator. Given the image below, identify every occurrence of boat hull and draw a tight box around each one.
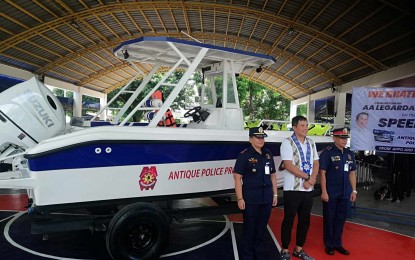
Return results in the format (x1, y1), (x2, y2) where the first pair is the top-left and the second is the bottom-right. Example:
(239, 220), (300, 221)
(19, 127), (331, 208)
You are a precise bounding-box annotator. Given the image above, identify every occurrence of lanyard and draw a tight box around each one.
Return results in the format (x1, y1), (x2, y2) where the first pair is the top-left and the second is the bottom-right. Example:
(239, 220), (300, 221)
(291, 133), (312, 174)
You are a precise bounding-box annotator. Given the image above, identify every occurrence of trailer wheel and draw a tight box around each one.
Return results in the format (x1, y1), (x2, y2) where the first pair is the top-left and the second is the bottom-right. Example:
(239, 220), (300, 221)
(106, 202), (170, 260)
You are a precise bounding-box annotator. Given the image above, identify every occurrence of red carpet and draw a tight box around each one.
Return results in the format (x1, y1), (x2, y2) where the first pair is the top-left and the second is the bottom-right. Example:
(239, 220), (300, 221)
(0, 194), (28, 211)
(229, 207), (415, 259)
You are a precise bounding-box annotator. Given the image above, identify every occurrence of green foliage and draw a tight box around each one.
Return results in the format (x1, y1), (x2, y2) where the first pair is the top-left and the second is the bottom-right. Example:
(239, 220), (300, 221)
(107, 71), (290, 122)
(107, 80), (146, 122)
(107, 71), (198, 122)
(237, 77), (290, 121)
(296, 104), (307, 117)
(66, 91), (74, 98)
(52, 88), (64, 97)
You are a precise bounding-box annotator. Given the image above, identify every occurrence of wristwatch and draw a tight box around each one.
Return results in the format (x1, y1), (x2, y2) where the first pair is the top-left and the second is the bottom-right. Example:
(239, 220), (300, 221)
(352, 190), (358, 194)
(305, 175), (311, 181)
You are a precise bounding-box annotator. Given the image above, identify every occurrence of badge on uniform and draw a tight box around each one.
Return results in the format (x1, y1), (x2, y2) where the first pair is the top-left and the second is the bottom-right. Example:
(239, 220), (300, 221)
(344, 163), (349, 172)
(249, 158), (258, 173)
(248, 158), (258, 164)
(331, 156), (340, 161)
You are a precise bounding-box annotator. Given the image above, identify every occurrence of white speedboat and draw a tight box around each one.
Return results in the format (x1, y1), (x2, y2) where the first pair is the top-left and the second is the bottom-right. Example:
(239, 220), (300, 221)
(0, 37), (332, 259)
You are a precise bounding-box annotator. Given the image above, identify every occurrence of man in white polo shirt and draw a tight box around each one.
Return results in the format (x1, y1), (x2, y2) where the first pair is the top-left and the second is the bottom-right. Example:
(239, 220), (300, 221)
(279, 115), (319, 260)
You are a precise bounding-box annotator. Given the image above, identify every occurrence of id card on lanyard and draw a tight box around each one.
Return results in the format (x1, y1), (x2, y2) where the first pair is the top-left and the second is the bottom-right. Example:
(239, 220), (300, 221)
(265, 162), (270, 175)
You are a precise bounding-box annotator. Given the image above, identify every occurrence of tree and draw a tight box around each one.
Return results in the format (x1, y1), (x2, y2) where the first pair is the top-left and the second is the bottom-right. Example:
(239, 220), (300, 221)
(107, 71), (291, 123)
(66, 91), (74, 98)
(296, 104), (307, 117)
(236, 77), (290, 121)
(107, 71), (198, 122)
(52, 88), (64, 97)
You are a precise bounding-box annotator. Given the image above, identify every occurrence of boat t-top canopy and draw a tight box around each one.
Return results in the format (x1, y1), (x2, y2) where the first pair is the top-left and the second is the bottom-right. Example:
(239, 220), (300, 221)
(113, 37), (275, 72)
(94, 37), (275, 128)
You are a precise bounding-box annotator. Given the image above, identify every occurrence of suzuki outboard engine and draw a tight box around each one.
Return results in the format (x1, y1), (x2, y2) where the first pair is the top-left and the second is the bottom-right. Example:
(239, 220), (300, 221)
(0, 77), (66, 166)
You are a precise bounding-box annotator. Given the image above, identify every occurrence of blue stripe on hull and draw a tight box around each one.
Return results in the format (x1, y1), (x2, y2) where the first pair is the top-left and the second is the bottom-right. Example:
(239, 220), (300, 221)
(27, 141), (277, 171)
(26, 141), (329, 172)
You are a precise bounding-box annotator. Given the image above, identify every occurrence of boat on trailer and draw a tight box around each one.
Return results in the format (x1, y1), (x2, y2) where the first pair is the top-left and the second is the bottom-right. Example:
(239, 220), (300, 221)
(0, 37), (332, 259)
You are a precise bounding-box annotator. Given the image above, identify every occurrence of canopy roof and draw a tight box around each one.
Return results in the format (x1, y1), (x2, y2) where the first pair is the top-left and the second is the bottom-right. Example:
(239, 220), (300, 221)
(113, 36), (275, 69)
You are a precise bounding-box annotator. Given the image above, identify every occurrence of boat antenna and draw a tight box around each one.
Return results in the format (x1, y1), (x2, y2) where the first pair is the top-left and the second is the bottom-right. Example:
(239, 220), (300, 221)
(181, 31), (201, 43)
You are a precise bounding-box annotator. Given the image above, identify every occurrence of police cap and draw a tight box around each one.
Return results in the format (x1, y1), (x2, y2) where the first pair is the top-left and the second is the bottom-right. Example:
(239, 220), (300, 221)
(332, 127), (350, 138)
(249, 127), (268, 138)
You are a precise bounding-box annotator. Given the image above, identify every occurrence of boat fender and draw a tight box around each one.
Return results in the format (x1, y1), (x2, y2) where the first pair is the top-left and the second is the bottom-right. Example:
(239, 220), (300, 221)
(144, 99), (163, 108)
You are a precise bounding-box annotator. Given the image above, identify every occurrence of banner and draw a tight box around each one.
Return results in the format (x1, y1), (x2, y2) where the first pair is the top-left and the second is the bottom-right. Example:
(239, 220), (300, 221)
(351, 87), (415, 154)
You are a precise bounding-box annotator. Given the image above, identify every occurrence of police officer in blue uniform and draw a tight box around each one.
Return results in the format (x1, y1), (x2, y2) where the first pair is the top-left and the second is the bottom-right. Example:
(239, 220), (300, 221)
(234, 127), (278, 260)
(319, 127), (357, 256)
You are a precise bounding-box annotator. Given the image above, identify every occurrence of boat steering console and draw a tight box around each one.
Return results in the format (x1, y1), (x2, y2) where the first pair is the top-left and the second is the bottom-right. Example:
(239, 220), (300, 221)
(184, 106), (210, 123)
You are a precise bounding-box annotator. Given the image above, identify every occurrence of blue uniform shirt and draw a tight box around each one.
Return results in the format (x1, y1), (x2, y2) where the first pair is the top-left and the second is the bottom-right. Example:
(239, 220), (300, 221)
(234, 146), (276, 204)
(319, 145), (356, 199)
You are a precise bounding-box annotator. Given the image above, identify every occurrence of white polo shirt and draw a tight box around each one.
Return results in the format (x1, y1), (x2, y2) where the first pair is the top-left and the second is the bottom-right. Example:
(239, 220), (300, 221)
(351, 127), (375, 151)
(280, 137), (319, 192)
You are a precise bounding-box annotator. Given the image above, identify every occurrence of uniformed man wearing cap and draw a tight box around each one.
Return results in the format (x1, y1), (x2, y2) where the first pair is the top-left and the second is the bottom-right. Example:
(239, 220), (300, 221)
(233, 127), (278, 260)
(319, 127), (357, 256)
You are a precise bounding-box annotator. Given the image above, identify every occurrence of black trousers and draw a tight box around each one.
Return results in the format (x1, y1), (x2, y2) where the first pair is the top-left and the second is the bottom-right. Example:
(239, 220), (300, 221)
(323, 198), (348, 247)
(243, 203), (273, 260)
(281, 191), (314, 249)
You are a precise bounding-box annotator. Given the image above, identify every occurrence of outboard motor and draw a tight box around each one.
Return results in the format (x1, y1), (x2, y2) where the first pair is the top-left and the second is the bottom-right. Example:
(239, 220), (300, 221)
(0, 77), (66, 164)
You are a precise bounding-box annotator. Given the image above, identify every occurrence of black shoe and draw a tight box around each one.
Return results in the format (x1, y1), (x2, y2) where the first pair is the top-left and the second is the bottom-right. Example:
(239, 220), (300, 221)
(292, 249), (314, 260)
(325, 247), (334, 255)
(334, 246), (350, 255)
